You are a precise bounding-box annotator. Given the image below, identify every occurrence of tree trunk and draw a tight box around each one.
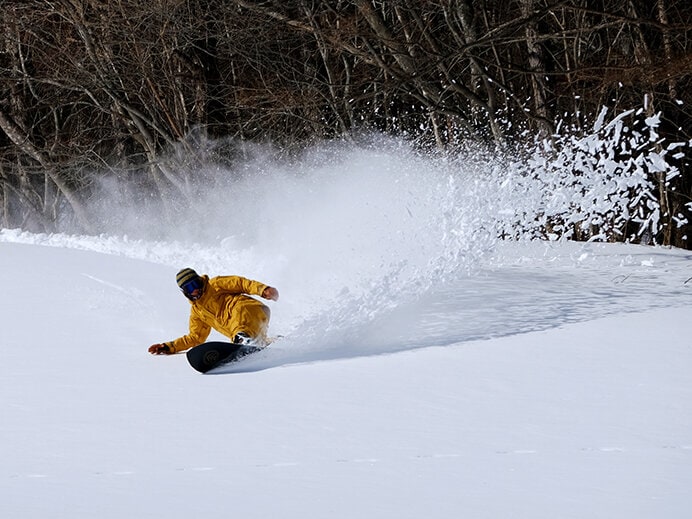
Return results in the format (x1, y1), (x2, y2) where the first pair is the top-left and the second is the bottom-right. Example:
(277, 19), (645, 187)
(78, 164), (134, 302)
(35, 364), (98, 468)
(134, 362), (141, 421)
(656, 0), (677, 99)
(521, 0), (553, 137)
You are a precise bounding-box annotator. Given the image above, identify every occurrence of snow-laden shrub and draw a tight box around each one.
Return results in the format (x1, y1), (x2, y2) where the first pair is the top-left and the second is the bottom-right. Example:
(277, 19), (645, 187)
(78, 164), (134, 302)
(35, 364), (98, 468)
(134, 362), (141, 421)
(495, 106), (689, 244)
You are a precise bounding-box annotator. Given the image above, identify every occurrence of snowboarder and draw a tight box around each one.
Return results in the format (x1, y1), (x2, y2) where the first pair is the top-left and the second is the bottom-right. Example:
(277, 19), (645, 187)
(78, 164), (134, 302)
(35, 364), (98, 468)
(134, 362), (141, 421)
(148, 268), (279, 355)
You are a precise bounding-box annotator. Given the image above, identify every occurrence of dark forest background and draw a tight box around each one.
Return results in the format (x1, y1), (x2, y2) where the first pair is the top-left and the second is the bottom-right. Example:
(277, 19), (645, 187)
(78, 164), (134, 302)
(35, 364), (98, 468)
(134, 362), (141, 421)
(1, 1), (690, 246)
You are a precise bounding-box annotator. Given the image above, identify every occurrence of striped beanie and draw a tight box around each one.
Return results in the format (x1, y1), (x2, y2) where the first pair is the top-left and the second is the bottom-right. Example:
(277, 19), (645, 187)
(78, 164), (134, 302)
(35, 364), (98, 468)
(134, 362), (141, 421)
(176, 268), (200, 289)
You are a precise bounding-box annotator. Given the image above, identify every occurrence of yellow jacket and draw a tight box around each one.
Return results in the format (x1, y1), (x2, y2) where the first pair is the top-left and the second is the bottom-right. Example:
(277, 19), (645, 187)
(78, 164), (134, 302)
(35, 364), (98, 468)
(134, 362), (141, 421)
(166, 275), (271, 353)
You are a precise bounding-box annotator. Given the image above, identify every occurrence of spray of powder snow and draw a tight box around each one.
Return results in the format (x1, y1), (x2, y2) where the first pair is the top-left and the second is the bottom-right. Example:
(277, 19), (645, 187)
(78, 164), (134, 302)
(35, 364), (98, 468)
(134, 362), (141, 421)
(75, 137), (500, 345)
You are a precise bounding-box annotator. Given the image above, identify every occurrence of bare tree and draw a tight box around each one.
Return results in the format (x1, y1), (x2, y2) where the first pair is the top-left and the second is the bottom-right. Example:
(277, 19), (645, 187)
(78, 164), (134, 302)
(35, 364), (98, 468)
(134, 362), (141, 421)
(0, 0), (689, 244)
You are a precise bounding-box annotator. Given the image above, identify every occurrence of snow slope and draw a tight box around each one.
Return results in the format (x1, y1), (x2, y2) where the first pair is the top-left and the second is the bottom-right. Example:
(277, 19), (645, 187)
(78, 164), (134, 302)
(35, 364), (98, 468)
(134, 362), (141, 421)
(1, 233), (691, 519)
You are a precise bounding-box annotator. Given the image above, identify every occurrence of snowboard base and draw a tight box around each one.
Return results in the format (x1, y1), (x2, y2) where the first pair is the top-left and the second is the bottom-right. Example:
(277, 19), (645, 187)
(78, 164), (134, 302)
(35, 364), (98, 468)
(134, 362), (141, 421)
(186, 341), (262, 373)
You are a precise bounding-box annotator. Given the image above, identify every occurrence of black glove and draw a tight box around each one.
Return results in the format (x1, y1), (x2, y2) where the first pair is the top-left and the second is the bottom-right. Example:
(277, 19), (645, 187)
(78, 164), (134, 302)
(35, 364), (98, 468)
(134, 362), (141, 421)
(148, 343), (171, 355)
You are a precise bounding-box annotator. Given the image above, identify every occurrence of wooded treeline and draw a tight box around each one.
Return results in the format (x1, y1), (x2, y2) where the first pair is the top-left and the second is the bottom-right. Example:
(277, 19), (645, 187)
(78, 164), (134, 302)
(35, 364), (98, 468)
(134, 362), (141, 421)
(1, 0), (690, 245)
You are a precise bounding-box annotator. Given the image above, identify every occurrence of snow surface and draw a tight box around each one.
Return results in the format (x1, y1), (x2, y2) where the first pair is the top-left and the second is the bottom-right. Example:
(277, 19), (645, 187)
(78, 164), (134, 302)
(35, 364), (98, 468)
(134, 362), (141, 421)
(1, 230), (691, 518)
(1, 130), (691, 518)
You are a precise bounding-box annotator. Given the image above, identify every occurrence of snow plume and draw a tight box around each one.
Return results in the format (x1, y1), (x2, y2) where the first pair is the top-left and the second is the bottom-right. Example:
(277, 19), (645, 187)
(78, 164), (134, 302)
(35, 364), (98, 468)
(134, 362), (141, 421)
(502, 106), (689, 244)
(63, 137), (502, 339)
(8, 108), (687, 344)
(83, 107), (688, 252)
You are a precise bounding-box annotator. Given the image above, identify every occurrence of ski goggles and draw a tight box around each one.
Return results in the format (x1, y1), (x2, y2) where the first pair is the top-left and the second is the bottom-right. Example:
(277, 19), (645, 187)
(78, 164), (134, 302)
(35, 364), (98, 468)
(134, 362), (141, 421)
(180, 278), (204, 300)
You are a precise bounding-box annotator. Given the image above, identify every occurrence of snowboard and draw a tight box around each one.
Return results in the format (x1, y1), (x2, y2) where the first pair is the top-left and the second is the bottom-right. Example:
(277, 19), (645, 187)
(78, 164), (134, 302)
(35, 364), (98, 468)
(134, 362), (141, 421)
(186, 341), (263, 373)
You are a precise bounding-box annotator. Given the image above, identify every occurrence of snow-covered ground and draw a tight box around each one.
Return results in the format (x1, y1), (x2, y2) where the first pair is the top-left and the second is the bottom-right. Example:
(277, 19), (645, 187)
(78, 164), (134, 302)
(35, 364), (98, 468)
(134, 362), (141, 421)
(1, 129), (691, 518)
(1, 230), (691, 518)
